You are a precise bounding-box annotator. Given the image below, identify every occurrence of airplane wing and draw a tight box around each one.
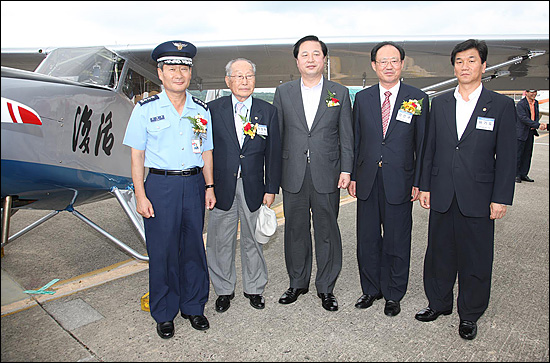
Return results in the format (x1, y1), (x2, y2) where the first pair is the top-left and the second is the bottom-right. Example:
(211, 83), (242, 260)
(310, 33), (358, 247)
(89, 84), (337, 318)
(1, 35), (547, 262)
(2, 35), (548, 92)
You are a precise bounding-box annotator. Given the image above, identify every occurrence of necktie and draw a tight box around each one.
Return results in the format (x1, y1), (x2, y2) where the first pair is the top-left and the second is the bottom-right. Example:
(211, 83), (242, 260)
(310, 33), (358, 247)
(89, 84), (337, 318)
(381, 91), (391, 138)
(235, 102), (247, 147)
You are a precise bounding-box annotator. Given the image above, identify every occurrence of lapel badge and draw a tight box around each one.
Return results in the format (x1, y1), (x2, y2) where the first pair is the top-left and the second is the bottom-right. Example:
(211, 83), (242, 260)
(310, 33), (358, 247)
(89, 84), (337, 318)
(482, 107), (487, 112)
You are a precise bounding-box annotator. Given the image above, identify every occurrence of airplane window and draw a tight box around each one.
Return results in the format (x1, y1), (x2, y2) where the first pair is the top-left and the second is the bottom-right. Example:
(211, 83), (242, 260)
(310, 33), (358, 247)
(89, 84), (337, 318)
(35, 47), (126, 89)
(122, 68), (162, 104)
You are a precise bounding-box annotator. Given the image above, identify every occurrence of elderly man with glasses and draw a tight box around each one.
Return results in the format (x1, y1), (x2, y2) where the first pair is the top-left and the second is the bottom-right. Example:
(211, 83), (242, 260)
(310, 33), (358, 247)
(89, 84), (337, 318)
(206, 58), (281, 313)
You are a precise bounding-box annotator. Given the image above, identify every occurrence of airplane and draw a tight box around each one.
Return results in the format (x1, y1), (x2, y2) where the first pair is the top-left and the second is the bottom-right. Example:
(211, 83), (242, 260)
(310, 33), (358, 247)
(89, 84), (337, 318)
(2, 35), (549, 261)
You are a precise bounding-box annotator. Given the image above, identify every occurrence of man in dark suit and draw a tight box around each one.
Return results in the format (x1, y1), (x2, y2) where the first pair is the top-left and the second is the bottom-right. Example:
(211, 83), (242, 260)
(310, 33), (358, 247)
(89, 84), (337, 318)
(415, 39), (516, 340)
(273, 35), (354, 312)
(206, 58), (281, 312)
(515, 89), (546, 183)
(348, 41), (429, 317)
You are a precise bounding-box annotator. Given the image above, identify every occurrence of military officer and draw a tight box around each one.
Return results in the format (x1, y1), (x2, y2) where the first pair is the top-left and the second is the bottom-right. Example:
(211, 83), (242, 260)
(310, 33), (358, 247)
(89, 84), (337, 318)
(123, 40), (216, 339)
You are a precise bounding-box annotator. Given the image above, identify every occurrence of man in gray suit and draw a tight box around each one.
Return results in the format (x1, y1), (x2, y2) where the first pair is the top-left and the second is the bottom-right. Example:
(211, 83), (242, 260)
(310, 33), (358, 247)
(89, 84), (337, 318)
(273, 35), (354, 312)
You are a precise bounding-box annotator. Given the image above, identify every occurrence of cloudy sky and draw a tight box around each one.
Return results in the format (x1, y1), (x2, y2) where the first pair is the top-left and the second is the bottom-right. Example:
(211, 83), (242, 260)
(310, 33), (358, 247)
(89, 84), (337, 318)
(1, 1), (548, 49)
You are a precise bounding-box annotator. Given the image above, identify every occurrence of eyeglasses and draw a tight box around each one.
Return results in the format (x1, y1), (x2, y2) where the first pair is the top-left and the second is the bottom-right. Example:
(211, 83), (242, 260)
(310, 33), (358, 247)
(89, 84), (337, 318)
(229, 75), (255, 81)
(375, 59), (401, 68)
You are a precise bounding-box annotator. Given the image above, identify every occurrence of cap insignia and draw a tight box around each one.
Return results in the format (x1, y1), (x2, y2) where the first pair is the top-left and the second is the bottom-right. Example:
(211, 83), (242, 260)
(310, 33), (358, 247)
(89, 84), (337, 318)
(173, 42), (187, 50)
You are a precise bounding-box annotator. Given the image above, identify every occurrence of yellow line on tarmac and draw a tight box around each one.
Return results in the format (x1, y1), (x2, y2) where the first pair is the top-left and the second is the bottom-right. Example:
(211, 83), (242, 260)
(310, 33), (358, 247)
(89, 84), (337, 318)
(1, 193), (358, 316)
(1, 260), (149, 316)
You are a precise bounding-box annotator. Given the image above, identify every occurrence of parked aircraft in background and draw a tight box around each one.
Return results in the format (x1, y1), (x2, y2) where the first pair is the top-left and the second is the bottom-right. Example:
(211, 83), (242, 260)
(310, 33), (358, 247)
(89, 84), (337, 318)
(1, 35), (548, 261)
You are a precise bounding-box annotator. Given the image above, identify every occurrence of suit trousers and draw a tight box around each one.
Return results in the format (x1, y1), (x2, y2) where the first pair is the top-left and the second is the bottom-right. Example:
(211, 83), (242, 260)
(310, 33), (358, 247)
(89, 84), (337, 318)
(517, 130), (535, 177)
(144, 172), (209, 323)
(206, 178), (267, 295)
(356, 167), (412, 301)
(423, 195), (495, 322)
(282, 164), (342, 293)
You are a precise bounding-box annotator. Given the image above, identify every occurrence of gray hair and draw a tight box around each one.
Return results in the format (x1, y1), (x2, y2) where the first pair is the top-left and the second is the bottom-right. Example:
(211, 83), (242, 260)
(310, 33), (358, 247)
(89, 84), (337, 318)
(225, 58), (256, 77)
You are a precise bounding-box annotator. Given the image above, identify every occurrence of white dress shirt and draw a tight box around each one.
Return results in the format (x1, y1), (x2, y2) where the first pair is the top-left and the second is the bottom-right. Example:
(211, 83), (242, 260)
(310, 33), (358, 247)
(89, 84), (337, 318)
(454, 84), (482, 140)
(378, 81), (401, 130)
(301, 77), (323, 130)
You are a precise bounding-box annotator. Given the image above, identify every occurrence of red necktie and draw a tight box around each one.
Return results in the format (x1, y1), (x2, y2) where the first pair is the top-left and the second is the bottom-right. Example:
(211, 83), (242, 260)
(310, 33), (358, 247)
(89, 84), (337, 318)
(382, 91), (391, 137)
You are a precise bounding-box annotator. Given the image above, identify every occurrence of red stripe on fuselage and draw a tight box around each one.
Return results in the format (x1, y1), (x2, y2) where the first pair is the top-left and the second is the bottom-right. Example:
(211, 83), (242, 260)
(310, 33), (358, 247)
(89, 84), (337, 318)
(18, 105), (42, 125)
(7, 102), (18, 123)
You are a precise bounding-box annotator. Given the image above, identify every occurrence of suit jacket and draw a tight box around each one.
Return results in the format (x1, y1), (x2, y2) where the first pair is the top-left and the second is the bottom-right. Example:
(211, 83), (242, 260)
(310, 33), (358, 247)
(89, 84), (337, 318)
(273, 77), (353, 194)
(208, 96), (281, 212)
(516, 97), (540, 141)
(352, 83), (429, 204)
(419, 87), (516, 217)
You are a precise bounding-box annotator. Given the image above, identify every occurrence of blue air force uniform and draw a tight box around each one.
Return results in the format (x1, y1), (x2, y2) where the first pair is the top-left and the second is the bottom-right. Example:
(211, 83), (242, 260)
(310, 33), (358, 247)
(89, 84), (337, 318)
(123, 40), (212, 324)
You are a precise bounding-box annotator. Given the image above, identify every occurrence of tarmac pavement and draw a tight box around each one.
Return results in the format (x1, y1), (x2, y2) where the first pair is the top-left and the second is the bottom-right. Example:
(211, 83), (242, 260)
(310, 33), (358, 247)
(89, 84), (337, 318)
(1, 131), (548, 362)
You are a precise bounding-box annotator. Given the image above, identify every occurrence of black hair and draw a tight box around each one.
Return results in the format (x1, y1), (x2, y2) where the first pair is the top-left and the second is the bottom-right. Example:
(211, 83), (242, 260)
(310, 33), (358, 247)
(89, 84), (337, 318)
(370, 41), (405, 62)
(293, 35), (328, 59)
(451, 39), (488, 65)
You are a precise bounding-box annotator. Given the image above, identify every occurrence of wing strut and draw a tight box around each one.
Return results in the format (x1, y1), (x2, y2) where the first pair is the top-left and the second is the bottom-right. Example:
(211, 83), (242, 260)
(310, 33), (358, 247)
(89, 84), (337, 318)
(1, 188), (149, 261)
(422, 50), (547, 97)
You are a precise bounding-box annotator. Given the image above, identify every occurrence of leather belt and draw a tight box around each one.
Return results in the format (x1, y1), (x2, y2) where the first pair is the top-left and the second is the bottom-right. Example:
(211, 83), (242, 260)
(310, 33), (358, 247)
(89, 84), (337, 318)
(149, 167), (202, 176)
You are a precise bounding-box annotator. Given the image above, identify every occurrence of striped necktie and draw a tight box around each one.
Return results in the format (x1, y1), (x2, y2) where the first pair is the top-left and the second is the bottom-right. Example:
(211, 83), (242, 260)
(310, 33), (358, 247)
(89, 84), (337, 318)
(382, 91), (391, 137)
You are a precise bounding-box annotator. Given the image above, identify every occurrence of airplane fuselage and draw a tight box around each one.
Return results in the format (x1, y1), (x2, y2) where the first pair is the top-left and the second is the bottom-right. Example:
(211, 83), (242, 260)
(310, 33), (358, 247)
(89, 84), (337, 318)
(1, 67), (135, 210)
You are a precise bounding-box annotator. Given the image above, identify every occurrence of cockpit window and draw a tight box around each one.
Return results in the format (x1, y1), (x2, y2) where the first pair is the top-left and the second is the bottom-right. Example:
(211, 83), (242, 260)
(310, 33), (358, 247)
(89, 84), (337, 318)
(122, 68), (162, 104)
(35, 47), (125, 88)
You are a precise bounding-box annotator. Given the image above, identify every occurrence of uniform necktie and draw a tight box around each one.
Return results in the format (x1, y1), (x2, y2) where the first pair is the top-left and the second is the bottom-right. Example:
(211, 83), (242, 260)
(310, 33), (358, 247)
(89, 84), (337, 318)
(235, 102), (247, 147)
(382, 91), (391, 138)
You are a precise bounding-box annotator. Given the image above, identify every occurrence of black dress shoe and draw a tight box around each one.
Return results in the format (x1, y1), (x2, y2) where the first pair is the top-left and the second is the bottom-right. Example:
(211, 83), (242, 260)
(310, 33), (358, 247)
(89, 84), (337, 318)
(278, 287), (309, 304)
(156, 321), (174, 339)
(181, 314), (209, 330)
(521, 175), (534, 182)
(415, 306), (452, 322)
(244, 292), (265, 309)
(317, 292), (338, 311)
(515, 176), (522, 183)
(215, 292), (234, 313)
(384, 300), (401, 316)
(459, 320), (477, 340)
(355, 293), (383, 309)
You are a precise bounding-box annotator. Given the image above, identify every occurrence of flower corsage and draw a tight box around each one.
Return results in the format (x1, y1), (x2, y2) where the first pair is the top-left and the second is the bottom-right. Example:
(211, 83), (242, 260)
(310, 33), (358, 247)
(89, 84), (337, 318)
(399, 98), (423, 115)
(326, 89), (340, 107)
(239, 114), (265, 139)
(186, 114), (208, 139)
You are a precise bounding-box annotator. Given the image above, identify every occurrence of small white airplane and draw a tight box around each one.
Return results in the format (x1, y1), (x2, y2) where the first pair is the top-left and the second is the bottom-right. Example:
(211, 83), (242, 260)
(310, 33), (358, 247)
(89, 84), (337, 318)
(1, 35), (548, 260)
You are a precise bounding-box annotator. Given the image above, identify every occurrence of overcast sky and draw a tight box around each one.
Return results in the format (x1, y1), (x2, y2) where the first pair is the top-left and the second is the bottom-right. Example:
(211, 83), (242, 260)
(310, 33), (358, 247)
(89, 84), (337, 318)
(1, 1), (548, 49)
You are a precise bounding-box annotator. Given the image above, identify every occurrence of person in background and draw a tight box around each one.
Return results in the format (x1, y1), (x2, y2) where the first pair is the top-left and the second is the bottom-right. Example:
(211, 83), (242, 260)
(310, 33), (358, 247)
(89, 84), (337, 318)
(515, 89), (546, 183)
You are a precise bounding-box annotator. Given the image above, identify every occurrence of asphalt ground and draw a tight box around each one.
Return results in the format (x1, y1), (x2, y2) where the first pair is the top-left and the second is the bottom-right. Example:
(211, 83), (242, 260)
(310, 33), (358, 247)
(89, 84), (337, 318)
(1, 130), (548, 362)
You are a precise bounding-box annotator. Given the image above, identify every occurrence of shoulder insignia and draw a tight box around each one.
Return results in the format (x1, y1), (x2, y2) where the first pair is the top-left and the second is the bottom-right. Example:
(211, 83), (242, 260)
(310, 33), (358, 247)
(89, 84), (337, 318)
(192, 96), (208, 111)
(138, 94), (159, 106)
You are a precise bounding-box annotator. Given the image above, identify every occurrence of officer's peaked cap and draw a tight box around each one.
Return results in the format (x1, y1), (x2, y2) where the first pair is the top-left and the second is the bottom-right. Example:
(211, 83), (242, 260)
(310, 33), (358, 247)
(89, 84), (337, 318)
(152, 40), (197, 66)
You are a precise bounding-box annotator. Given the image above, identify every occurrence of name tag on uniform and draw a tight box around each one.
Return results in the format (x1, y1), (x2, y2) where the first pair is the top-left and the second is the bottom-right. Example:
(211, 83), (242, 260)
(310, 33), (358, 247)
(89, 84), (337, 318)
(150, 115), (165, 122)
(257, 124), (268, 136)
(191, 138), (201, 154)
(396, 109), (413, 124)
(476, 117), (495, 131)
